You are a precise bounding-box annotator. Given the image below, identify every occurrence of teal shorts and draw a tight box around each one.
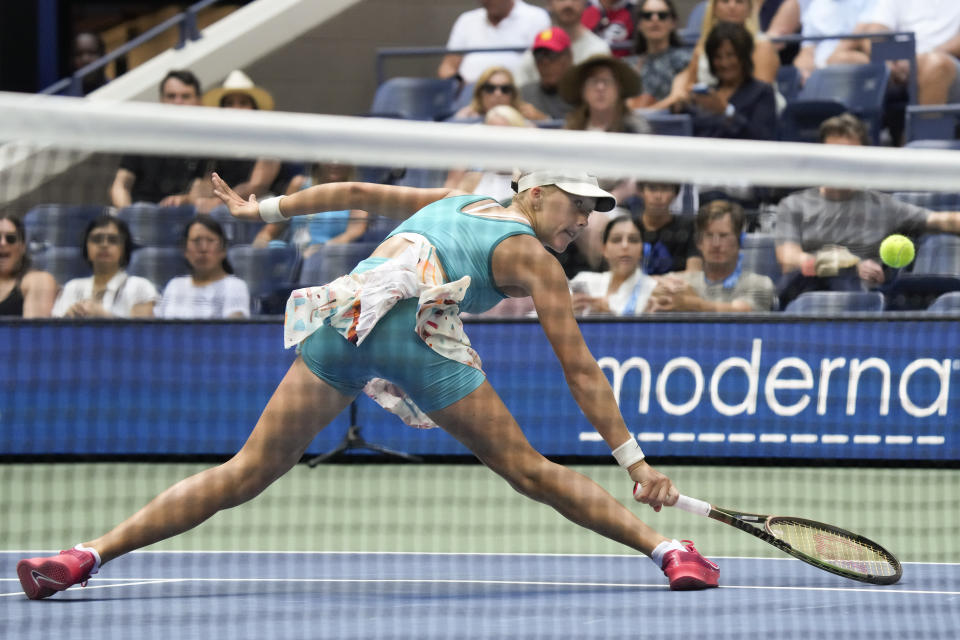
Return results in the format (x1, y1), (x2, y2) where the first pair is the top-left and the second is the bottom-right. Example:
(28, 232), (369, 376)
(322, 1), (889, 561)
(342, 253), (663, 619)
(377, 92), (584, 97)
(298, 259), (486, 413)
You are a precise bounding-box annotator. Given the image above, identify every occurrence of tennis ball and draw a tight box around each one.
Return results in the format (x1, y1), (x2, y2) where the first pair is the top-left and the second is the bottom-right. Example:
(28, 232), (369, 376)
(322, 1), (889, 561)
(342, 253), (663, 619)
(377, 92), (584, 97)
(879, 234), (915, 268)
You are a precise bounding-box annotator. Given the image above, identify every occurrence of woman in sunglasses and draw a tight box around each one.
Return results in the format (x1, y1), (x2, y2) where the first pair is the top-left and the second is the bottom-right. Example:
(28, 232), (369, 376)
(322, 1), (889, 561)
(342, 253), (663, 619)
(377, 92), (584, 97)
(626, 0), (692, 108)
(0, 213), (56, 318)
(452, 66), (548, 121)
(52, 215), (158, 318)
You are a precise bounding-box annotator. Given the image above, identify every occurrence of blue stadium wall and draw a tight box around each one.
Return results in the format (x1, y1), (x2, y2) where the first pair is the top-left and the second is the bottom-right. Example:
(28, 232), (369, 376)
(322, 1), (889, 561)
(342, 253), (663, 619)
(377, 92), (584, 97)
(2, 317), (957, 461)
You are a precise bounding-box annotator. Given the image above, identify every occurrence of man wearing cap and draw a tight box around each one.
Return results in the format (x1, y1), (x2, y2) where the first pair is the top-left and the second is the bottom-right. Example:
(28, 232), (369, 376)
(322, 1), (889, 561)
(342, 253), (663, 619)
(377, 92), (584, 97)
(438, 0), (551, 83)
(513, 0), (612, 87)
(519, 28), (577, 119)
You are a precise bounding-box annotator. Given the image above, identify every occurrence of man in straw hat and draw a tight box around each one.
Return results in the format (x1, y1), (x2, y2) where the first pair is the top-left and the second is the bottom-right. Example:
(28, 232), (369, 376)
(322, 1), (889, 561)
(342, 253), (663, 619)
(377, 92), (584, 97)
(202, 69), (275, 111)
(191, 71), (284, 212)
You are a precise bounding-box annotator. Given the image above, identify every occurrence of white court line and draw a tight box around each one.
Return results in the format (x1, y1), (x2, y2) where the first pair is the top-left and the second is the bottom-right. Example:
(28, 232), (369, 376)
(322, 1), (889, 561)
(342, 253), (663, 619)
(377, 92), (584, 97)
(2, 551), (958, 564)
(2, 578), (957, 598)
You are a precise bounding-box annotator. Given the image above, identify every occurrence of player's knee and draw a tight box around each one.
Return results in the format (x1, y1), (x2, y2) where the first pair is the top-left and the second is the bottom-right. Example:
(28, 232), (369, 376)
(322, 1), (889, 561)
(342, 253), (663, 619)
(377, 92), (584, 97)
(500, 455), (556, 501)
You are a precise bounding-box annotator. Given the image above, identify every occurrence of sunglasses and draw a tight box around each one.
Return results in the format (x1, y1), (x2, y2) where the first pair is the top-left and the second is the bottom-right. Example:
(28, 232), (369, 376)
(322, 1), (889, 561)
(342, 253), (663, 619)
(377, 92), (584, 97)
(481, 83), (515, 95)
(1, 233), (19, 245)
(88, 232), (122, 246)
(639, 10), (672, 20)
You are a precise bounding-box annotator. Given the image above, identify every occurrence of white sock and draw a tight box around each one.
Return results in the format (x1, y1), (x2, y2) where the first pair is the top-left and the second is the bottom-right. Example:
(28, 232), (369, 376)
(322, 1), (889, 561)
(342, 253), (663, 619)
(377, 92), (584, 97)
(74, 544), (101, 575)
(650, 539), (686, 569)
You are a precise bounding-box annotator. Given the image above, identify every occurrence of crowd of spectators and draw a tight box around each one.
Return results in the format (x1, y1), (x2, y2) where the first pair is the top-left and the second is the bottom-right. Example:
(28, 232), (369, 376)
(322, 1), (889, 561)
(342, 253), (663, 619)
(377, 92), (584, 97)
(5, 1), (960, 321)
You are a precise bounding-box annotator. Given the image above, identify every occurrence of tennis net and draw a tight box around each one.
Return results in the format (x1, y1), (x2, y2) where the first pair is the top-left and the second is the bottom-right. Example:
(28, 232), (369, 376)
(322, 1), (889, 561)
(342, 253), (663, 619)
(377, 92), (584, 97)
(1, 91), (958, 639)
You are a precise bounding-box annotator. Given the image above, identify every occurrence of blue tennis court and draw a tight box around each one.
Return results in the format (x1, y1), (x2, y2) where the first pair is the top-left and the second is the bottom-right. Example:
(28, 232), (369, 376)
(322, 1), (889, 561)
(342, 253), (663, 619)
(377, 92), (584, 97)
(2, 551), (957, 639)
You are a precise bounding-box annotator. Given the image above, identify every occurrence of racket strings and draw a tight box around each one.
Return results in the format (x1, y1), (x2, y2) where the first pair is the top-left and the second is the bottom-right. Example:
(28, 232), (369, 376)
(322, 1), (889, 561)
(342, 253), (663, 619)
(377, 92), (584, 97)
(767, 519), (898, 577)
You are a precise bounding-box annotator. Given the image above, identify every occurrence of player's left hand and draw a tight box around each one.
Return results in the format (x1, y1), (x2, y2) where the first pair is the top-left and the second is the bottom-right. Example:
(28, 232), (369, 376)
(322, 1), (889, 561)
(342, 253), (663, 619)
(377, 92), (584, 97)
(211, 173), (260, 221)
(629, 461), (679, 512)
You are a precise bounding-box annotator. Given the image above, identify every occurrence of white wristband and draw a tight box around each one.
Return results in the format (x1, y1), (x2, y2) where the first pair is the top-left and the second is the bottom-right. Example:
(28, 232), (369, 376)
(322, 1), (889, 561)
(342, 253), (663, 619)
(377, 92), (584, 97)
(612, 437), (645, 469)
(259, 195), (287, 223)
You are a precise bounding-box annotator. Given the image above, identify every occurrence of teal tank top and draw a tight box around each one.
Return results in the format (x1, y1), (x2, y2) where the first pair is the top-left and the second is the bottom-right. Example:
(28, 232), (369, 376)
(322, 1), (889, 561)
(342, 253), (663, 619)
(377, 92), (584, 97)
(385, 195), (537, 314)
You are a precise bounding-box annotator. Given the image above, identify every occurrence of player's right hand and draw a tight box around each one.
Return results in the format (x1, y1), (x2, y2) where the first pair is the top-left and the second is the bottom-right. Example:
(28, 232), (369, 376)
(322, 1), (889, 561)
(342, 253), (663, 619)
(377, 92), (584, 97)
(211, 173), (261, 221)
(629, 461), (679, 512)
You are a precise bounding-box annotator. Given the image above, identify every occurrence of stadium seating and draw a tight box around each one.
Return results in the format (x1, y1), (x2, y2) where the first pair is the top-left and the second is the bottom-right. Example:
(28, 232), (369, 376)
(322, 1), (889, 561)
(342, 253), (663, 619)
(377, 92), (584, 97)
(926, 291), (960, 313)
(883, 274), (960, 311)
(784, 291), (885, 313)
(891, 192), (960, 211)
(362, 215), (400, 243)
(368, 76), (460, 121)
(775, 65), (802, 104)
(780, 63), (890, 144)
(905, 104), (960, 143)
(678, 1), (707, 46)
(29, 246), (88, 285)
(228, 245), (300, 314)
(299, 242), (380, 286)
(23, 204), (107, 251)
(913, 234), (960, 276)
(644, 112), (693, 136)
(208, 205), (264, 246)
(116, 203), (196, 247)
(740, 233), (780, 284)
(127, 247), (187, 292)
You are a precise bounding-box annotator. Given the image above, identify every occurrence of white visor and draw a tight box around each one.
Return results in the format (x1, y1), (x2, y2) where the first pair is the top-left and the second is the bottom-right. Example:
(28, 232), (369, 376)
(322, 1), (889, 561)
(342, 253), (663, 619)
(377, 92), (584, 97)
(515, 171), (617, 213)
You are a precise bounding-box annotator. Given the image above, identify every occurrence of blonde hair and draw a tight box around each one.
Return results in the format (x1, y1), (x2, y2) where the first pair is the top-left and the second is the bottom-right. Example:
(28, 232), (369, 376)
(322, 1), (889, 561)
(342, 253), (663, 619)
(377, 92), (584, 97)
(696, 0), (760, 52)
(470, 66), (524, 115)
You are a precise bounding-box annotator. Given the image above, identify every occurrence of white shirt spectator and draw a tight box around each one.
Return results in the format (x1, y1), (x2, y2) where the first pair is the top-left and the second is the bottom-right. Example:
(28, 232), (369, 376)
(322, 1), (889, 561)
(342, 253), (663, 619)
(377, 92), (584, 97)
(446, 1), (551, 82)
(512, 28), (612, 86)
(862, 0), (960, 54)
(569, 268), (658, 315)
(52, 271), (159, 318)
(798, 0), (876, 67)
(155, 275), (250, 319)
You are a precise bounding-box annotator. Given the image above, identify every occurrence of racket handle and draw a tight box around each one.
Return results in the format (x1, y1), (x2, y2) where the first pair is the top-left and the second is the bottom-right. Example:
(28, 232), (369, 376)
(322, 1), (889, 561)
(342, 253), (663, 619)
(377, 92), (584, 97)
(673, 495), (712, 517)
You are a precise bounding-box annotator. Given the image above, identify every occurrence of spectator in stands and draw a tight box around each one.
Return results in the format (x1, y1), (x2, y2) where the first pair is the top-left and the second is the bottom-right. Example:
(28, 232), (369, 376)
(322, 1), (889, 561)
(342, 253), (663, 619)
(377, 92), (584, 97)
(686, 22), (777, 140)
(559, 54), (651, 131)
(661, 0), (780, 111)
(252, 162), (368, 258)
(109, 70), (206, 208)
(446, 106), (531, 202)
(831, 1), (960, 105)
(774, 114), (960, 308)
(52, 216), (158, 318)
(438, 0), (551, 83)
(582, 1), (636, 57)
(519, 28), (578, 119)
(635, 182), (702, 274)
(766, 0), (876, 83)
(569, 215), (658, 314)
(72, 31), (108, 95)
(649, 199), (775, 312)
(154, 216), (250, 318)
(190, 70), (283, 213)
(0, 213), (56, 318)
(452, 66), (548, 121)
(626, 0), (692, 107)
(512, 1), (611, 86)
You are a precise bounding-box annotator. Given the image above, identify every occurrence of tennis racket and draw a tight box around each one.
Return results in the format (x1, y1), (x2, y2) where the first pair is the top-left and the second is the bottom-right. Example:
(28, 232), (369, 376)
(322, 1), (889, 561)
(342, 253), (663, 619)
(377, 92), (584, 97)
(636, 485), (902, 585)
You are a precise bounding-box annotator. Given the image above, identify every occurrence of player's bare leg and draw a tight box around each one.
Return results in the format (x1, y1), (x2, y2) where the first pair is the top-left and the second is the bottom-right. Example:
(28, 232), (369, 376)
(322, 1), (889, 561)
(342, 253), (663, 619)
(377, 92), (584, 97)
(429, 380), (668, 556)
(85, 357), (352, 564)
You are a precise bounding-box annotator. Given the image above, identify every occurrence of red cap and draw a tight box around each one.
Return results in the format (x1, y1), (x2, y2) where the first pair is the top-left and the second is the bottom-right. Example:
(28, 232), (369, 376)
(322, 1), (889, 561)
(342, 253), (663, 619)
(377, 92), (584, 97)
(532, 27), (571, 53)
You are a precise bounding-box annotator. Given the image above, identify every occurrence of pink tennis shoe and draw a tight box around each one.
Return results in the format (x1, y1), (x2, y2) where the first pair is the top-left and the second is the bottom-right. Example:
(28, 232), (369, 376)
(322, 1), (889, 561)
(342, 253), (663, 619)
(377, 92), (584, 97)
(661, 540), (720, 590)
(17, 548), (97, 600)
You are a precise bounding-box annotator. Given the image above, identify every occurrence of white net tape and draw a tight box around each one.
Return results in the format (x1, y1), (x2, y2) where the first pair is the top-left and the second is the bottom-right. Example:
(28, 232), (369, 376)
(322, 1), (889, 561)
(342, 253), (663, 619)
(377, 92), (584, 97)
(2, 91), (960, 192)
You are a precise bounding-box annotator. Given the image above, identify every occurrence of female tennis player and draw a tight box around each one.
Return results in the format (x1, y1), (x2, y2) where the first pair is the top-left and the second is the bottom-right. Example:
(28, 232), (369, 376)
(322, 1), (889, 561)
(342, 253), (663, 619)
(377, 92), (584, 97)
(17, 172), (719, 598)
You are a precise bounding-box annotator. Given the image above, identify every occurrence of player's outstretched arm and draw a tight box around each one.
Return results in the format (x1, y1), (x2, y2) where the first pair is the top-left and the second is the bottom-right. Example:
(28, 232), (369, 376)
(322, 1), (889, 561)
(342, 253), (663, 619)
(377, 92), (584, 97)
(491, 235), (678, 510)
(212, 173), (462, 222)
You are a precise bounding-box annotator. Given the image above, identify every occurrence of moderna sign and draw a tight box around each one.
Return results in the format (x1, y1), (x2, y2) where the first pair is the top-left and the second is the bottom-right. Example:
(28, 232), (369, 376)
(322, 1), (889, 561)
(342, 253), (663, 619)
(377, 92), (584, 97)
(598, 338), (952, 419)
